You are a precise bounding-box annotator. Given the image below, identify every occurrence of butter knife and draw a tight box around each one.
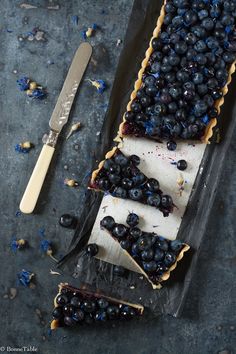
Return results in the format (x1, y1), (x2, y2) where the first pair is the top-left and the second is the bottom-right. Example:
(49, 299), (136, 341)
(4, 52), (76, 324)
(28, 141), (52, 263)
(20, 42), (92, 214)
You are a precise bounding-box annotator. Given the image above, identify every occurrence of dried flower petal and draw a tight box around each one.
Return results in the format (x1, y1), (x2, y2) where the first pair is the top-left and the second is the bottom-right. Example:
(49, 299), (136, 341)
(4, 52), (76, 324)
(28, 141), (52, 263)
(64, 178), (79, 187)
(11, 238), (28, 252)
(81, 23), (98, 39)
(15, 141), (34, 153)
(87, 79), (106, 94)
(66, 122), (81, 140)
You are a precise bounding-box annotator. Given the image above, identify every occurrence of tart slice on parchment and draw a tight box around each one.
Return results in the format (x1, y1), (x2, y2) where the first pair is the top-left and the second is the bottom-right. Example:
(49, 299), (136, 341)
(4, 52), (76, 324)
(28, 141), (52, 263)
(117, 0), (236, 143)
(89, 147), (174, 217)
(100, 213), (190, 290)
(51, 283), (144, 329)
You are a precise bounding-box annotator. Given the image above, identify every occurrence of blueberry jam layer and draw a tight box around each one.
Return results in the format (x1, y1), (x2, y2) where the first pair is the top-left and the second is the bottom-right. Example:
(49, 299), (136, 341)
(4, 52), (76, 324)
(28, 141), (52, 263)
(51, 284), (143, 328)
(122, 0), (236, 140)
(100, 214), (189, 287)
(89, 148), (174, 217)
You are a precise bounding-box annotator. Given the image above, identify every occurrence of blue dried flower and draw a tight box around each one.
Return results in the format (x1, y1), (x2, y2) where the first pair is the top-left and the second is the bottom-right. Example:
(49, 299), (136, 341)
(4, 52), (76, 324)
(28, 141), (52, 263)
(15, 141), (33, 153)
(27, 88), (46, 99)
(88, 79), (106, 93)
(17, 269), (34, 287)
(11, 238), (28, 252)
(72, 15), (79, 26)
(40, 239), (52, 253)
(225, 26), (232, 34)
(81, 23), (98, 39)
(17, 77), (30, 91)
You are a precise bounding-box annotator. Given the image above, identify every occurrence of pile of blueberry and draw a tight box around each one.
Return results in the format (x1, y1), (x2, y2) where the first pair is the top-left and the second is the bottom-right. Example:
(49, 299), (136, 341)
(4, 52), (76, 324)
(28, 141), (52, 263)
(52, 285), (140, 327)
(100, 213), (185, 285)
(122, 0), (236, 140)
(90, 149), (173, 216)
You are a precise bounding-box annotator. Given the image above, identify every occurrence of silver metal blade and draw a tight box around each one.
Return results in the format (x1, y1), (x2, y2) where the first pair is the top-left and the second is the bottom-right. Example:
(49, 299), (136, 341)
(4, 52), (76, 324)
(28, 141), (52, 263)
(49, 42), (92, 132)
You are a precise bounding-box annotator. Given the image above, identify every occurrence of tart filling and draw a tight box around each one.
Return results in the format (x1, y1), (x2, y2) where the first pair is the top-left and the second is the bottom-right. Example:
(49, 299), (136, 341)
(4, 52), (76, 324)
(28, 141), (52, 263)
(89, 147), (174, 216)
(118, 0), (236, 143)
(51, 283), (144, 329)
(100, 213), (190, 289)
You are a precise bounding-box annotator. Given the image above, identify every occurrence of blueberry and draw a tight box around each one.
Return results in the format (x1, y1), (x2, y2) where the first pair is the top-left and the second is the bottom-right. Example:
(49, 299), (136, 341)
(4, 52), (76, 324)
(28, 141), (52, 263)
(202, 18), (214, 31)
(198, 9), (208, 20)
(109, 164), (121, 175)
(164, 252), (176, 266)
(183, 89), (195, 101)
(154, 103), (167, 115)
(195, 54), (207, 65)
(176, 70), (189, 83)
(207, 78), (218, 90)
(98, 178), (111, 191)
(144, 75), (156, 86)
(147, 194), (161, 208)
(168, 102), (178, 113)
(64, 316), (76, 326)
(129, 154), (140, 166)
(85, 243), (99, 257)
(151, 38), (162, 50)
(194, 100), (208, 117)
(167, 141), (177, 151)
(112, 224), (127, 239)
(59, 214), (77, 229)
(97, 298), (109, 309)
(113, 265), (127, 277)
(176, 109), (187, 121)
(222, 15), (234, 26)
(197, 84), (208, 96)
(175, 41), (187, 55)
(146, 178), (160, 192)
(114, 154), (129, 166)
(203, 94), (214, 108)
(100, 216), (115, 230)
(120, 239), (131, 250)
(206, 37), (218, 50)
(103, 159), (113, 170)
(70, 296), (81, 307)
(194, 40), (207, 53)
(150, 61), (161, 73)
(223, 52), (236, 64)
(129, 227), (142, 239)
(165, 3), (176, 13)
(192, 25), (206, 38)
(154, 248), (165, 262)
(126, 213), (139, 227)
(169, 86), (182, 99)
(63, 305), (74, 316)
(145, 85), (158, 96)
(184, 10), (198, 26)
(109, 174), (121, 185)
(52, 307), (63, 319)
(143, 260), (157, 273)
(113, 187), (127, 199)
(95, 310), (107, 321)
(165, 73), (176, 84)
(137, 236), (152, 251)
(177, 159), (187, 171)
(161, 195), (173, 209)
(156, 238), (169, 251)
(140, 95), (152, 107)
(125, 111), (135, 122)
(131, 101), (142, 113)
(208, 107), (218, 118)
(120, 306), (137, 319)
(129, 188), (143, 201)
(185, 32), (197, 45)
(132, 172), (146, 186)
(106, 306), (120, 319)
(141, 249), (154, 261)
(56, 294), (68, 306)
(216, 69), (228, 83)
(193, 72), (204, 85)
(73, 309), (85, 322)
(211, 90), (223, 100)
(156, 262), (168, 275)
(122, 166), (133, 178)
(168, 53), (180, 66)
(82, 300), (96, 313)
(131, 242), (140, 255)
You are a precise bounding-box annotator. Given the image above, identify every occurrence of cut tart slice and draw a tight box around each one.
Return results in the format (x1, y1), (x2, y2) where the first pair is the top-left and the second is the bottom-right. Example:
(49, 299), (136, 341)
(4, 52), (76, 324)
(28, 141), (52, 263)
(100, 213), (190, 289)
(89, 147), (174, 216)
(118, 0), (236, 143)
(51, 283), (144, 329)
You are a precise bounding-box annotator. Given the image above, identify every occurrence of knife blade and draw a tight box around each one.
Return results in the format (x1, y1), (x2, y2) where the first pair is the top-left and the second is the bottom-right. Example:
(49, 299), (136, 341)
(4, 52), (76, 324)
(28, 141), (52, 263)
(19, 43), (92, 214)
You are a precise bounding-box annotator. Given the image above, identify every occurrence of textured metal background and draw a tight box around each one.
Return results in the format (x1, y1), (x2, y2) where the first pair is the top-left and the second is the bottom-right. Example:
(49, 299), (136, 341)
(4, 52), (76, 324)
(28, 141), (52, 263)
(0, 1), (235, 353)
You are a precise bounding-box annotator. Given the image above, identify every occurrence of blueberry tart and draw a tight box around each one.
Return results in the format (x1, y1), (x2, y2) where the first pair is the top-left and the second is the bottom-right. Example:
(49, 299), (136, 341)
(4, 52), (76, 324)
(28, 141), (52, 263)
(89, 147), (174, 216)
(100, 213), (190, 289)
(118, 0), (236, 143)
(51, 283), (144, 329)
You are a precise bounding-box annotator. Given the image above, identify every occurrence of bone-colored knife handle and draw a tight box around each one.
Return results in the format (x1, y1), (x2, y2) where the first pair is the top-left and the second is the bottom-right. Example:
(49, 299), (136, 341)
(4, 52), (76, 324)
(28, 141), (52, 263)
(19, 144), (55, 214)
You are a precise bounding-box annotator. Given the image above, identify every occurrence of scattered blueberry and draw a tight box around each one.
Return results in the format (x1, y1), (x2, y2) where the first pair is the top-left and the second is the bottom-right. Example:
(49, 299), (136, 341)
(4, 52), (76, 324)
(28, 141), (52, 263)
(167, 141), (177, 151)
(85, 243), (99, 257)
(59, 214), (77, 228)
(126, 213), (139, 227)
(177, 159), (188, 171)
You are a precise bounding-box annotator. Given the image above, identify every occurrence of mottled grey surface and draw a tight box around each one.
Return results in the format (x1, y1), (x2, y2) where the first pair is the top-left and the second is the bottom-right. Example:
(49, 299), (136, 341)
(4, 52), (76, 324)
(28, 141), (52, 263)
(0, 1), (235, 354)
